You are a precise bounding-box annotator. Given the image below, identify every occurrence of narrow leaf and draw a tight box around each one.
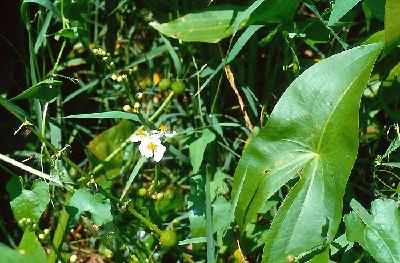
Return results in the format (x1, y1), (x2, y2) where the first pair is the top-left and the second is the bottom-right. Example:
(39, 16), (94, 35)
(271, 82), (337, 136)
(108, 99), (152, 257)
(189, 129), (216, 174)
(328, 0), (361, 26)
(12, 79), (62, 102)
(64, 111), (140, 122)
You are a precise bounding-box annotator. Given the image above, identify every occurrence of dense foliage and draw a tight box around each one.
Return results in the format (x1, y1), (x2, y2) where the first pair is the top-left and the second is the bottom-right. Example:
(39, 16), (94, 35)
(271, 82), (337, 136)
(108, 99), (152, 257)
(0, 0), (399, 262)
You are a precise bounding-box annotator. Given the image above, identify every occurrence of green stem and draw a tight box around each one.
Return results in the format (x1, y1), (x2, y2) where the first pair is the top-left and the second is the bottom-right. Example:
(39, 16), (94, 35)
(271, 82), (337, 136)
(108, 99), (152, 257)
(91, 91), (174, 175)
(127, 205), (162, 235)
(205, 169), (215, 263)
(47, 191), (71, 263)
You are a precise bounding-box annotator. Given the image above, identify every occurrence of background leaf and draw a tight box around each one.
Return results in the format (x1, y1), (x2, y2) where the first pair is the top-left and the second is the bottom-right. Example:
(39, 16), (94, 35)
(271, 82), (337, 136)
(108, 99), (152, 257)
(344, 199), (400, 263)
(232, 43), (383, 263)
(9, 180), (50, 225)
(0, 230), (46, 263)
(384, 0), (400, 55)
(67, 187), (113, 226)
(189, 129), (216, 174)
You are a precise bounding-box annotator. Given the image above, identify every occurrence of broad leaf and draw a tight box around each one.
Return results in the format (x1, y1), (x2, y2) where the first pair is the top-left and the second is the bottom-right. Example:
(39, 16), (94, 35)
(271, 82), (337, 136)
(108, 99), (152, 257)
(67, 187), (112, 226)
(384, 0), (400, 55)
(328, 0), (361, 26)
(232, 43), (383, 263)
(10, 180), (50, 226)
(344, 199), (400, 263)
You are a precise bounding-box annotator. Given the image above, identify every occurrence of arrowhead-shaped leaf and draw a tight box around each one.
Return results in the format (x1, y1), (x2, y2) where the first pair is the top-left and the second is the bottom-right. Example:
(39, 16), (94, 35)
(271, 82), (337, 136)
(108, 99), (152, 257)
(344, 199), (400, 263)
(231, 43), (383, 262)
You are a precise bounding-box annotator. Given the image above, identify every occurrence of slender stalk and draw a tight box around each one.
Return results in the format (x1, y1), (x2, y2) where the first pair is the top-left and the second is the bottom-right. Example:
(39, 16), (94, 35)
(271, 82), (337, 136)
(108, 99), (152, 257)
(127, 205), (162, 235)
(47, 191), (72, 263)
(205, 169), (214, 263)
(0, 153), (61, 185)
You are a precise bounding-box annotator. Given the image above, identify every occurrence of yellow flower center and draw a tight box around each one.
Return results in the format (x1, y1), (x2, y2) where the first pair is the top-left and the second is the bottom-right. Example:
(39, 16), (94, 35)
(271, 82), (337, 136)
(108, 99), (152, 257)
(136, 129), (146, 136)
(148, 142), (157, 151)
(159, 124), (168, 132)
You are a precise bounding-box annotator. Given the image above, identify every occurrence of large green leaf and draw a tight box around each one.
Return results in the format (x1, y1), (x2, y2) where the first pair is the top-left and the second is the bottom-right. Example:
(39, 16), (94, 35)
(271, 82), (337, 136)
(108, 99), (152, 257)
(384, 0), (400, 55)
(67, 187), (112, 226)
(9, 180), (50, 226)
(344, 199), (400, 263)
(232, 43), (383, 262)
(150, 0), (299, 43)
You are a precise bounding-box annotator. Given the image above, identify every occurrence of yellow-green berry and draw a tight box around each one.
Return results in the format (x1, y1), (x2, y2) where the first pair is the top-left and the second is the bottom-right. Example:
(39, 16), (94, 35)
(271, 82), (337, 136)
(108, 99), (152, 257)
(171, 80), (185, 94)
(156, 192), (164, 201)
(159, 230), (178, 247)
(138, 188), (147, 197)
(158, 78), (171, 91)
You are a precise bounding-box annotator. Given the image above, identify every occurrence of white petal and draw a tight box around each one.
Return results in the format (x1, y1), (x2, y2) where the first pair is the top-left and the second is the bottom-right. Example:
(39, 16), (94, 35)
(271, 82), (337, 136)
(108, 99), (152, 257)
(130, 134), (142, 143)
(164, 131), (176, 138)
(153, 144), (166, 162)
(139, 141), (153, 158)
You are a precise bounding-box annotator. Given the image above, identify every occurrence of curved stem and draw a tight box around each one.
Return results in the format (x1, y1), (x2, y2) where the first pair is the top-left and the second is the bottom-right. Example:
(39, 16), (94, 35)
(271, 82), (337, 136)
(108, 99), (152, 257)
(128, 205), (162, 235)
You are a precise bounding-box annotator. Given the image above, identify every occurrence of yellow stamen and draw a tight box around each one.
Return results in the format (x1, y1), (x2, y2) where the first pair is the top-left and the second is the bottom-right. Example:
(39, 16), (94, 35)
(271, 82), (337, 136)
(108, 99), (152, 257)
(159, 124), (168, 132)
(136, 129), (146, 136)
(148, 142), (157, 151)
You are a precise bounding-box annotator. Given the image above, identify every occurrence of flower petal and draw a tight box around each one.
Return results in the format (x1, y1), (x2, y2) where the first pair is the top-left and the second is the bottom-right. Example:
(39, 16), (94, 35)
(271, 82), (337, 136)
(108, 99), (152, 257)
(139, 140), (153, 158)
(130, 134), (143, 143)
(153, 143), (166, 162)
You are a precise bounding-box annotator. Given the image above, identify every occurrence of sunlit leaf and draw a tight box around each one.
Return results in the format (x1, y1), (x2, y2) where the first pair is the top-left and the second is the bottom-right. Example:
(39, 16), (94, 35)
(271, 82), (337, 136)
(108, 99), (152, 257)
(232, 43), (383, 262)
(328, 0), (361, 26)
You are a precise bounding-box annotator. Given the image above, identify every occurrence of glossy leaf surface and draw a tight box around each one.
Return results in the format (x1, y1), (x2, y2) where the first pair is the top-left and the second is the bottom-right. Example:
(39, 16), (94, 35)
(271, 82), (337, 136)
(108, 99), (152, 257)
(328, 0), (361, 26)
(344, 199), (400, 263)
(150, 0), (299, 43)
(231, 43), (383, 262)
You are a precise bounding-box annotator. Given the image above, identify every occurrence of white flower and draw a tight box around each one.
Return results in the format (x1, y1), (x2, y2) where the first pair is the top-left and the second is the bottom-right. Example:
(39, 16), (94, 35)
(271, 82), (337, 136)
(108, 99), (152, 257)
(129, 129), (151, 143)
(156, 124), (176, 138)
(138, 137), (166, 162)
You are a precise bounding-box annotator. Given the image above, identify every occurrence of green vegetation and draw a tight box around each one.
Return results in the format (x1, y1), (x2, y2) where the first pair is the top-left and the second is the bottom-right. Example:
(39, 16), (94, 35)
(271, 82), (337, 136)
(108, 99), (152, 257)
(0, 0), (399, 262)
